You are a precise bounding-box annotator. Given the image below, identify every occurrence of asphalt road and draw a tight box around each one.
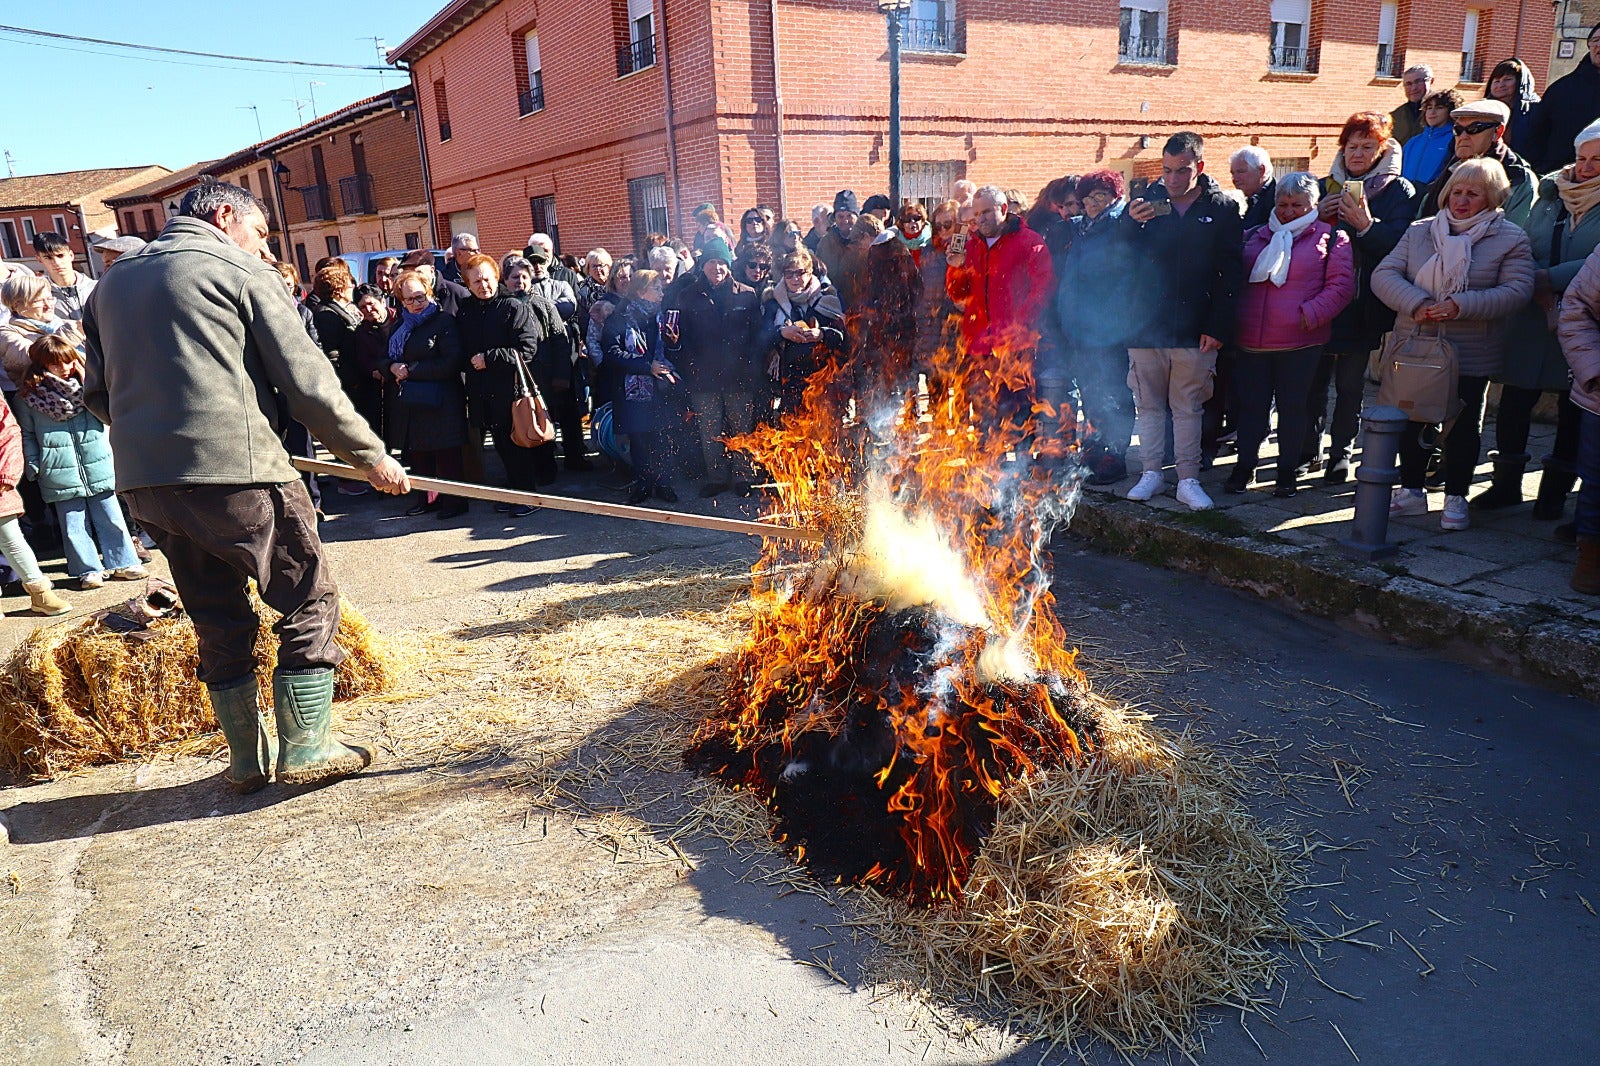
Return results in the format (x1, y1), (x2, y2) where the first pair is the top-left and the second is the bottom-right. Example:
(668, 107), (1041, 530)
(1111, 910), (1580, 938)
(1, 487), (1595, 1065)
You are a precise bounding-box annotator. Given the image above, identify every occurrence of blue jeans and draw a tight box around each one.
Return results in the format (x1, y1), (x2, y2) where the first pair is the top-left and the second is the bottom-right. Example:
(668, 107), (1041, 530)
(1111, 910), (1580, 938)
(1578, 407), (1600, 539)
(56, 490), (140, 577)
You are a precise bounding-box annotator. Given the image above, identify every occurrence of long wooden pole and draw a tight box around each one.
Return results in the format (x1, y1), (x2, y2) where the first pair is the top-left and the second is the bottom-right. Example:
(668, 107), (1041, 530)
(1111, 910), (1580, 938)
(293, 458), (823, 543)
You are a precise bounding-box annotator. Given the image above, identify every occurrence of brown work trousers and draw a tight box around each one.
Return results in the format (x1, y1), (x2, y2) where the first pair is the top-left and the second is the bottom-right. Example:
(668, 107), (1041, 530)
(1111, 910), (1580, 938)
(122, 481), (343, 687)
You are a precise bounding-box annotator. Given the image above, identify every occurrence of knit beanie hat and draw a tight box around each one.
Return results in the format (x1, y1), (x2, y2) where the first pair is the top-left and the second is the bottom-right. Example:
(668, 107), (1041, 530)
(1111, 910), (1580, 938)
(701, 234), (734, 265)
(833, 189), (860, 214)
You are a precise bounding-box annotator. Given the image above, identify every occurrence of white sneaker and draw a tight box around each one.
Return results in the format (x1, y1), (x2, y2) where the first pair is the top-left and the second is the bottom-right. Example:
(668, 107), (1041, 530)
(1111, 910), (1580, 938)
(78, 571), (105, 589)
(1125, 471), (1165, 501)
(110, 565), (148, 580)
(1176, 477), (1214, 512)
(1390, 488), (1429, 516)
(1441, 494), (1470, 530)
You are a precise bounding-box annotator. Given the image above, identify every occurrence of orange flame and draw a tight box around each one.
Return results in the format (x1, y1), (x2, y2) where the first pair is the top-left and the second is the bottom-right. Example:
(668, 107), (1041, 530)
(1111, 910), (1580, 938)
(689, 319), (1096, 904)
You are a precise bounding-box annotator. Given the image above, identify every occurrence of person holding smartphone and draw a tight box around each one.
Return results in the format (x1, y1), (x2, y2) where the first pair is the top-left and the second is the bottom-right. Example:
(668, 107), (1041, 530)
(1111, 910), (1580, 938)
(1306, 111), (1416, 482)
(1120, 131), (1244, 512)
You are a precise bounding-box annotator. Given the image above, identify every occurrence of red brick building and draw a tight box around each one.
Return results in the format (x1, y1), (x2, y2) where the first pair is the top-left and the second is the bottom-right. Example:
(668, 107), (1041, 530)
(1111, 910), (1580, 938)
(390, 0), (1554, 259)
(0, 165), (170, 278)
(104, 89), (430, 281)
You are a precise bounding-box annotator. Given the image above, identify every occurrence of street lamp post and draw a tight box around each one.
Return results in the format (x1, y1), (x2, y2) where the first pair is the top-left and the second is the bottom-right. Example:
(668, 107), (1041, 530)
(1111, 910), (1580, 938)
(878, 0), (911, 208)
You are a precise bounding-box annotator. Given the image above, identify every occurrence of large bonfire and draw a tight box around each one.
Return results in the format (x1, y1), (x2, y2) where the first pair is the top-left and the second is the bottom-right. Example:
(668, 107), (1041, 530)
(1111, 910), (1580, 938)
(685, 306), (1298, 1052)
(688, 319), (1100, 903)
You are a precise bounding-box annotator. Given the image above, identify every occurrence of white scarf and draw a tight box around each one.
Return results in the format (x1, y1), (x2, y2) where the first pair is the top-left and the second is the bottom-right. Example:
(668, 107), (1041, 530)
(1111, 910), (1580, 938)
(1248, 209), (1319, 287)
(1413, 208), (1502, 298)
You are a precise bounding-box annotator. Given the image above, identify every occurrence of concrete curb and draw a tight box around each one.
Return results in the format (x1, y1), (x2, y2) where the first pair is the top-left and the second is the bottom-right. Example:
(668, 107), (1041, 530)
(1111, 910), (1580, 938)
(1066, 495), (1600, 704)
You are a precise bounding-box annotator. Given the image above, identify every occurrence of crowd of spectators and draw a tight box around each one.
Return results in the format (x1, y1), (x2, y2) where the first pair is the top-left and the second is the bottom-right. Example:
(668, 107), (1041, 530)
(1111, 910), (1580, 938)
(4, 44), (1600, 613)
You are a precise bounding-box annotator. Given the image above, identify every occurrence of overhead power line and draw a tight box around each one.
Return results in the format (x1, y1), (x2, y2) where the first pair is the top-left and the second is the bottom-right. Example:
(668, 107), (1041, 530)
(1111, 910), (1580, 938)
(0, 23), (391, 71)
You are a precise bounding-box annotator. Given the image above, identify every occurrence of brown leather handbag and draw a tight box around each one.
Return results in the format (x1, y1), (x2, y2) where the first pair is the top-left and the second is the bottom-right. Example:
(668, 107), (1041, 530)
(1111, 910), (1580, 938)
(510, 355), (557, 447)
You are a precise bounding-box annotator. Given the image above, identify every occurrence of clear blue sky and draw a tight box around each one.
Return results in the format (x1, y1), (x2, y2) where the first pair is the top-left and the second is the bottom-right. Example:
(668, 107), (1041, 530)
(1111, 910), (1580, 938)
(0, 1), (445, 176)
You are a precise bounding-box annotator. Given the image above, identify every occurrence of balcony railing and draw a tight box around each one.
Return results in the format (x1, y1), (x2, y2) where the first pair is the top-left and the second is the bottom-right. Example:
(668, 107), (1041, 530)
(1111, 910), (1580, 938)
(1119, 35), (1169, 65)
(1376, 45), (1396, 78)
(617, 33), (656, 77)
(1269, 44), (1311, 72)
(1460, 53), (1482, 81)
(338, 174), (376, 216)
(900, 17), (960, 53)
(519, 71), (545, 115)
(300, 184), (332, 221)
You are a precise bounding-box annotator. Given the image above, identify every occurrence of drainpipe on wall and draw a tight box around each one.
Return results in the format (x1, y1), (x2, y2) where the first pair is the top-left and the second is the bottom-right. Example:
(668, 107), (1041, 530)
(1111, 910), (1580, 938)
(1513, 0), (1527, 55)
(395, 60), (439, 249)
(768, 0), (788, 216)
(656, 0), (684, 234)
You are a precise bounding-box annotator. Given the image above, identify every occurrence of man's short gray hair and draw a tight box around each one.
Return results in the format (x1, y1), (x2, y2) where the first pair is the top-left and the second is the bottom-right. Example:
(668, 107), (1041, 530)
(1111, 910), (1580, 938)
(1276, 172), (1321, 204)
(1403, 64), (1433, 80)
(646, 246), (678, 272)
(585, 248), (612, 266)
(528, 233), (554, 253)
(450, 232), (478, 250)
(1229, 145), (1274, 180)
(180, 181), (266, 223)
(974, 184), (1008, 208)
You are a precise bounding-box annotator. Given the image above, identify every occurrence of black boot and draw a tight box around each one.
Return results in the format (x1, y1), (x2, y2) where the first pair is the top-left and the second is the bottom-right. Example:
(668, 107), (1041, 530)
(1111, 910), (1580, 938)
(1470, 453), (1529, 510)
(1532, 460), (1577, 520)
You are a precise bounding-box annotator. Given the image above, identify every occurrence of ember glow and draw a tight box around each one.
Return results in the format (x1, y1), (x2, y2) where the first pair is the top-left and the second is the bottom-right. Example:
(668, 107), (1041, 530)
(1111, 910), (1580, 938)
(688, 330), (1101, 904)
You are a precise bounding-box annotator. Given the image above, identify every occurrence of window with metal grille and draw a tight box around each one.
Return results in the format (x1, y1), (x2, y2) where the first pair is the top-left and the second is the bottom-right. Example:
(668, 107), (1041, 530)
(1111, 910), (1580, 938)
(903, 0), (960, 53)
(530, 195), (559, 254)
(1118, 0), (1169, 65)
(405, 231), (421, 250)
(902, 161), (966, 214)
(628, 174), (669, 254)
(519, 31), (545, 115)
(1376, 0), (1398, 77)
(434, 80), (452, 141)
(618, 0), (656, 76)
(1270, 0), (1312, 71)
(326, 235), (342, 258)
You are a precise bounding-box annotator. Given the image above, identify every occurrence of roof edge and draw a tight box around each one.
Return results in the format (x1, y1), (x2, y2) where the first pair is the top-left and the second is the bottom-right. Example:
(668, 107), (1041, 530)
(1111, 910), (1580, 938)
(389, 0), (500, 65)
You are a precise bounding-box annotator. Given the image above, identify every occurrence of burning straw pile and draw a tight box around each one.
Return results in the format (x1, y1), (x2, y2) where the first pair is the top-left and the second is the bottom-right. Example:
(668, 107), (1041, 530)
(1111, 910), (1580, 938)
(682, 338), (1298, 1051)
(0, 591), (396, 781)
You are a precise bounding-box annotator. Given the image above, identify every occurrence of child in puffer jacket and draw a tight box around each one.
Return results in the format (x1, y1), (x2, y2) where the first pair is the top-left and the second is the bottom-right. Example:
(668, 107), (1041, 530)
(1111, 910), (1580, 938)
(15, 334), (145, 590)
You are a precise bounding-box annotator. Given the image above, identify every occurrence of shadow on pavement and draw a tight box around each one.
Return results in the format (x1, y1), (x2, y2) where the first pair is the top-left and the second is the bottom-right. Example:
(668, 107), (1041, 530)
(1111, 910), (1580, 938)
(1, 765), (427, 844)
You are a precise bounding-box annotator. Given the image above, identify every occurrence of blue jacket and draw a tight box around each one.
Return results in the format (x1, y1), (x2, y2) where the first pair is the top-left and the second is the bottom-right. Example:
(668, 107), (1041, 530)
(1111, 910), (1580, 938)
(17, 401), (117, 503)
(1401, 124), (1453, 188)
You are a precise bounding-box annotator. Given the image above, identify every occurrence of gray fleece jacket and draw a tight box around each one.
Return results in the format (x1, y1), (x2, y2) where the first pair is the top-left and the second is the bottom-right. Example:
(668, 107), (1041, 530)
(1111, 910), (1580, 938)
(82, 216), (386, 490)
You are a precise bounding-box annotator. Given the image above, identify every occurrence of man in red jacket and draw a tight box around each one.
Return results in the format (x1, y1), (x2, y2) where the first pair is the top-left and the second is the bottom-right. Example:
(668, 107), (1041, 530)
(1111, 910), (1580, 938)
(944, 184), (1054, 434)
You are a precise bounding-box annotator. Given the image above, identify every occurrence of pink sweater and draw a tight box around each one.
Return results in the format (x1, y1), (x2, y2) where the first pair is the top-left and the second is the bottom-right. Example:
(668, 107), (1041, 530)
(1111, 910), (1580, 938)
(1234, 220), (1356, 352)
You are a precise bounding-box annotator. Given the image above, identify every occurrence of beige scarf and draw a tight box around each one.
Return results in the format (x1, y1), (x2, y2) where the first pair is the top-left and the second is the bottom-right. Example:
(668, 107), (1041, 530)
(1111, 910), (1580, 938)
(1556, 166), (1600, 226)
(1413, 208), (1501, 298)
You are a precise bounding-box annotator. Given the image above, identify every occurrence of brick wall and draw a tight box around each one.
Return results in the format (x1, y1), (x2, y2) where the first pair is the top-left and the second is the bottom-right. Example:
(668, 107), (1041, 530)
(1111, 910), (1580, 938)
(397, 0), (1554, 257)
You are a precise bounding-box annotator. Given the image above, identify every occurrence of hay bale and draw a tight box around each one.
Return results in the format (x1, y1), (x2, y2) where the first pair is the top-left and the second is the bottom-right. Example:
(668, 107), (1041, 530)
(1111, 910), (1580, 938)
(858, 697), (1300, 1056)
(0, 597), (396, 782)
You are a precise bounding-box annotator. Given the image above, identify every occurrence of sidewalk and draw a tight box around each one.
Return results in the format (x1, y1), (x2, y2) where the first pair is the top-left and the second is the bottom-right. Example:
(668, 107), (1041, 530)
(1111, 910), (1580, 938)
(1069, 388), (1600, 702)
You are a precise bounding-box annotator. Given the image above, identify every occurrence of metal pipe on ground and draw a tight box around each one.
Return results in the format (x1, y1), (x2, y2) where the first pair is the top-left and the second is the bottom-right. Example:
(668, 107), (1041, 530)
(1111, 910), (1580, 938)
(1339, 405), (1408, 560)
(293, 458), (823, 544)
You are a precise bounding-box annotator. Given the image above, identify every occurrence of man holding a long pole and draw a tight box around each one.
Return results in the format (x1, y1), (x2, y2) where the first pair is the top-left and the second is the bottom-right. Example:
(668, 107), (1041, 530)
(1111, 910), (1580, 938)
(83, 181), (410, 794)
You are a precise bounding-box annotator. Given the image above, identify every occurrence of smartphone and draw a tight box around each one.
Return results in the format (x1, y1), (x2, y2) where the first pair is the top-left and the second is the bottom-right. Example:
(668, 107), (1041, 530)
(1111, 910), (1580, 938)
(1344, 178), (1366, 202)
(947, 231), (968, 257)
(1147, 200), (1173, 217)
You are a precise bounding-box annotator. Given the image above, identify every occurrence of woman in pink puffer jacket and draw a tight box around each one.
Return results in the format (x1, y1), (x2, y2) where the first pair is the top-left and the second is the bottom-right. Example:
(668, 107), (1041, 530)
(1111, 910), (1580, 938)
(1555, 247), (1600, 593)
(1229, 172), (1356, 497)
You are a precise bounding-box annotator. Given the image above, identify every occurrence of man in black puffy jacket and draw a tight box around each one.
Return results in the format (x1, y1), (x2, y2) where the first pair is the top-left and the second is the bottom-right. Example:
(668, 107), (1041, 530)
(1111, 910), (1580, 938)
(661, 235), (762, 497)
(1524, 29), (1600, 176)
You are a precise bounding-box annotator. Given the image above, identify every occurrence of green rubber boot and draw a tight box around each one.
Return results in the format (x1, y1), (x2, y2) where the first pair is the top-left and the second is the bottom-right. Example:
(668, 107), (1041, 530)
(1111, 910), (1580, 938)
(272, 669), (371, 786)
(206, 676), (276, 794)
